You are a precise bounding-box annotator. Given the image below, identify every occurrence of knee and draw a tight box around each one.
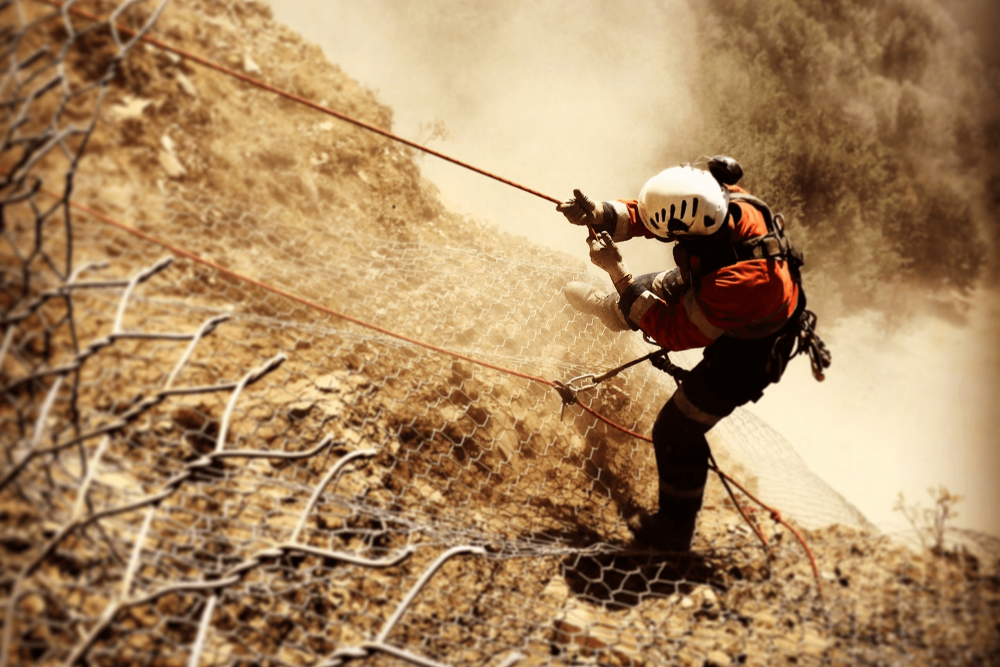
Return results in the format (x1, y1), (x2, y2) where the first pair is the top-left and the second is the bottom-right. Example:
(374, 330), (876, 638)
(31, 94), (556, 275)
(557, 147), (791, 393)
(651, 398), (711, 464)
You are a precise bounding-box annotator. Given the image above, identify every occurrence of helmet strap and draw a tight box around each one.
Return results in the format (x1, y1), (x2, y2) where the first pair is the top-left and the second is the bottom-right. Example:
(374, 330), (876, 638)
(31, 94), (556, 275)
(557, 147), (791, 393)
(676, 216), (733, 256)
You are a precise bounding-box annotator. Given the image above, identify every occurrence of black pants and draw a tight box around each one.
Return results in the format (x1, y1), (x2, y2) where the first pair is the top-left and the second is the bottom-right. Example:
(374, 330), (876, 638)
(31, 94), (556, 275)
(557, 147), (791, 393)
(637, 270), (803, 517)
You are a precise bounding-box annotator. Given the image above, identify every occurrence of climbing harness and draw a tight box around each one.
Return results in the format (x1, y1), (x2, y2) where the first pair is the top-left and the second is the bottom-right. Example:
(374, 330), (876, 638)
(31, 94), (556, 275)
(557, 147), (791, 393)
(692, 194), (803, 279)
(688, 191), (831, 382)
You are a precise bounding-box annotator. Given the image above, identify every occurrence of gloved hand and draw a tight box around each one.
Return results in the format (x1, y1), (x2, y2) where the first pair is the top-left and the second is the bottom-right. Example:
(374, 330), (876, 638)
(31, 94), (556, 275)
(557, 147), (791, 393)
(556, 189), (601, 227)
(588, 231), (630, 287)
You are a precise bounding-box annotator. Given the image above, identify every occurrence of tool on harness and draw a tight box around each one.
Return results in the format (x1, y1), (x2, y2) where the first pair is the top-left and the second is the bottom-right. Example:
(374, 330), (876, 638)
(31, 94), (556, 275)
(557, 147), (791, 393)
(553, 374), (593, 403)
(552, 378), (583, 420)
(795, 310), (832, 381)
(553, 373), (604, 420)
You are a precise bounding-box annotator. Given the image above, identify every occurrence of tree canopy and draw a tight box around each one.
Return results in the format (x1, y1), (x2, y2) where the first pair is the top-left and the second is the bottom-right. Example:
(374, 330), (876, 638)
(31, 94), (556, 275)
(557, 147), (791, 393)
(684, 0), (997, 314)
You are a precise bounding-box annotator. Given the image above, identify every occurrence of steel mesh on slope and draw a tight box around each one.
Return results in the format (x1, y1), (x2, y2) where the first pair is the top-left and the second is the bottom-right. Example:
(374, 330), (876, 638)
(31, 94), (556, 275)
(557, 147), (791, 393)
(1, 2), (998, 666)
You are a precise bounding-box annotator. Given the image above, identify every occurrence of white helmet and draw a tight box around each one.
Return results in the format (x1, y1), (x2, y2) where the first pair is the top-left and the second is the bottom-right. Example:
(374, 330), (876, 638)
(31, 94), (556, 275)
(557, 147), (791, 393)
(638, 165), (729, 239)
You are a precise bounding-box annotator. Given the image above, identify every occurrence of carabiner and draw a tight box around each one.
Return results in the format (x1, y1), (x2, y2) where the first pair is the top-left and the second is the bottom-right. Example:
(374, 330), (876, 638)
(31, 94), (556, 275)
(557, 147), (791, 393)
(564, 373), (598, 394)
(552, 373), (598, 420)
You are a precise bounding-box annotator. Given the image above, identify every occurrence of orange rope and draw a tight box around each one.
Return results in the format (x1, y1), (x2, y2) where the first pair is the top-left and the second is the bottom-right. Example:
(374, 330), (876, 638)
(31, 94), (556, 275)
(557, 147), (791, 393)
(576, 403), (653, 442)
(39, 0), (562, 207)
(26, 1), (823, 598)
(711, 464), (824, 598)
(67, 191), (823, 598)
(52, 194), (556, 388)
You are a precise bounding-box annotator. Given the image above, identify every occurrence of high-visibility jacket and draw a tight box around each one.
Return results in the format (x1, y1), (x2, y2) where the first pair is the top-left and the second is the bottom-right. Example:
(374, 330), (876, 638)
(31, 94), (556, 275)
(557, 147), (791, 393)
(607, 186), (800, 351)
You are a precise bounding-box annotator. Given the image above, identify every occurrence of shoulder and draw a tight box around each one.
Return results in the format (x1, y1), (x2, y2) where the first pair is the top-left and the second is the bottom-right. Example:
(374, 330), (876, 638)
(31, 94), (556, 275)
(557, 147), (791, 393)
(722, 185), (767, 239)
(729, 200), (767, 239)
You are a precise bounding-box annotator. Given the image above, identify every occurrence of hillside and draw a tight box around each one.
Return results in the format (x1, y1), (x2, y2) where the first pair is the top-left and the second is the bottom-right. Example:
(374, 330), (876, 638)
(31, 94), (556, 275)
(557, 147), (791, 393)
(1, 1), (998, 666)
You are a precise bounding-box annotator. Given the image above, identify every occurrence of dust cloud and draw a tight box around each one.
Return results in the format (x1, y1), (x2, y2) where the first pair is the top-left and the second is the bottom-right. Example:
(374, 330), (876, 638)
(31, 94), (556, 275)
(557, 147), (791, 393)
(264, 1), (999, 536)
(751, 291), (1000, 535)
(266, 0), (698, 274)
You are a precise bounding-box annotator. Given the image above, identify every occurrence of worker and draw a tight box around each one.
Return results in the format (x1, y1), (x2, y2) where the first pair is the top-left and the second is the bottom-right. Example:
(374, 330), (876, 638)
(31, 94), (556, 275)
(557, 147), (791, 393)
(556, 156), (830, 551)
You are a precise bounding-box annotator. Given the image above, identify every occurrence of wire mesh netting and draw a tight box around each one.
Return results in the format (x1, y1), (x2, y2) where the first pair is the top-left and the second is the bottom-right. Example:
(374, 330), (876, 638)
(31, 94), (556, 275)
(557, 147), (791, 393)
(2, 1), (998, 666)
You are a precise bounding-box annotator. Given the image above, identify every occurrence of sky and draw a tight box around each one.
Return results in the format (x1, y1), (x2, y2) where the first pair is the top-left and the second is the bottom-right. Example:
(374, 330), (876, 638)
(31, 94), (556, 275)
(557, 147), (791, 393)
(264, 0), (999, 537)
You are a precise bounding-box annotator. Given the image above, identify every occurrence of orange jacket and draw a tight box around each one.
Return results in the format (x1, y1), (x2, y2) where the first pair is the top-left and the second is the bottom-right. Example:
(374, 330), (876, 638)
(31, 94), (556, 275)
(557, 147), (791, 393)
(616, 187), (800, 350)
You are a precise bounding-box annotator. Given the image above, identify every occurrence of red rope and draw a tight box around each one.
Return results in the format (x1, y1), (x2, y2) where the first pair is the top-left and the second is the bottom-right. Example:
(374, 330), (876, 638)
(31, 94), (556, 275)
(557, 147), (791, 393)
(711, 464), (824, 598)
(40, 183), (828, 599)
(50, 193), (555, 388)
(28, 1), (823, 598)
(39, 0), (561, 207)
(576, 403), (653, 442)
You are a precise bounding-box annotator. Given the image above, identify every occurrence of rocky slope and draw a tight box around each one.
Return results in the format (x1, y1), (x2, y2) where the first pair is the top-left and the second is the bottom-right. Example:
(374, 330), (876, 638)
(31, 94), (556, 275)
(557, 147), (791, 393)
(1, 1), (998, 666)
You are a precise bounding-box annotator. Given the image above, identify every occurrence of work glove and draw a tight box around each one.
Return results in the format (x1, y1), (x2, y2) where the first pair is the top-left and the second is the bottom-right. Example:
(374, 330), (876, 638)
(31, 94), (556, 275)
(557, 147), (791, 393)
(588, 231), (630, 287)
(556, 189), (601, 227)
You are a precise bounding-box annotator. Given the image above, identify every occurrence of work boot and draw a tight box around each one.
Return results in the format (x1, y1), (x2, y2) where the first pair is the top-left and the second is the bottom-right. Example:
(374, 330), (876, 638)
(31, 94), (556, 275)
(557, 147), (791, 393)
(627, 494), (701, 552)
(628, 510), (697, 552)
(563, 282), (630, 332)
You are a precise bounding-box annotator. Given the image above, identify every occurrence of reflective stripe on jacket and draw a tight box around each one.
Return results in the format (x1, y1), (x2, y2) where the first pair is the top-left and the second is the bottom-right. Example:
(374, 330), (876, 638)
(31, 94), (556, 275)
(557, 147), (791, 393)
(612, 188), (800, 351)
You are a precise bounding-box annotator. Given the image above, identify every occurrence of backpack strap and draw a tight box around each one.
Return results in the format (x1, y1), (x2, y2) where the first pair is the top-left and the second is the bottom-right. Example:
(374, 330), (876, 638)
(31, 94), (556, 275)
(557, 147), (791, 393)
(673, 191), (831, 382)
(695, 193), (804, 279)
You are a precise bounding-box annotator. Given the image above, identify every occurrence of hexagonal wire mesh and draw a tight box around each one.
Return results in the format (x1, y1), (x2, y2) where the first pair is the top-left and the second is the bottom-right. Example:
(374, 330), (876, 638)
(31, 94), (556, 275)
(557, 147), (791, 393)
(1, 1), (998, 666)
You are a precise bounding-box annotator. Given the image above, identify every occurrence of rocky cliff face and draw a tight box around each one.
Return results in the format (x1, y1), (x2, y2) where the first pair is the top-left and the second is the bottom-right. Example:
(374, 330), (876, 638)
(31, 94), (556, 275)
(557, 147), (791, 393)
(1, 1), (997, 665)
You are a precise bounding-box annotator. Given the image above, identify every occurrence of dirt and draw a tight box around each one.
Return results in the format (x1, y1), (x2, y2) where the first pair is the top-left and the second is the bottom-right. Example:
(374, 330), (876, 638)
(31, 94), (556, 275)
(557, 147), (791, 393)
(1, 1), (998, 666)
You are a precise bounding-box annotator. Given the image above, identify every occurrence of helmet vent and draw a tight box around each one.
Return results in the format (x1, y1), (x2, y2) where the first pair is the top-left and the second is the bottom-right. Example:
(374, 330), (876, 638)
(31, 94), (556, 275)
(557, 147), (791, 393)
(667, 217), (689, 233)
(638, 164), (728, 238)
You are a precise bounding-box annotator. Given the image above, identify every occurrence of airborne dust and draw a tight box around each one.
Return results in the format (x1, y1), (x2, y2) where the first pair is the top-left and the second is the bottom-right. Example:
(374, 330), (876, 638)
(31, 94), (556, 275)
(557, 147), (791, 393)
(266, 0), (1000, 536)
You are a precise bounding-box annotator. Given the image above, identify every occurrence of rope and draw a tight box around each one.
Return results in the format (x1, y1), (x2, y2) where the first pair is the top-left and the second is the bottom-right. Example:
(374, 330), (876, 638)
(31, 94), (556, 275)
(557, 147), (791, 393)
(710, 453), (772, 553)
(38, 0), (562, 207)
(52, 192), (556, 388)
(21, 3), (824, 597)
(49, 187), (823, 593)
(709, 455), (823, 599)
(592, 349), (668, 385)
